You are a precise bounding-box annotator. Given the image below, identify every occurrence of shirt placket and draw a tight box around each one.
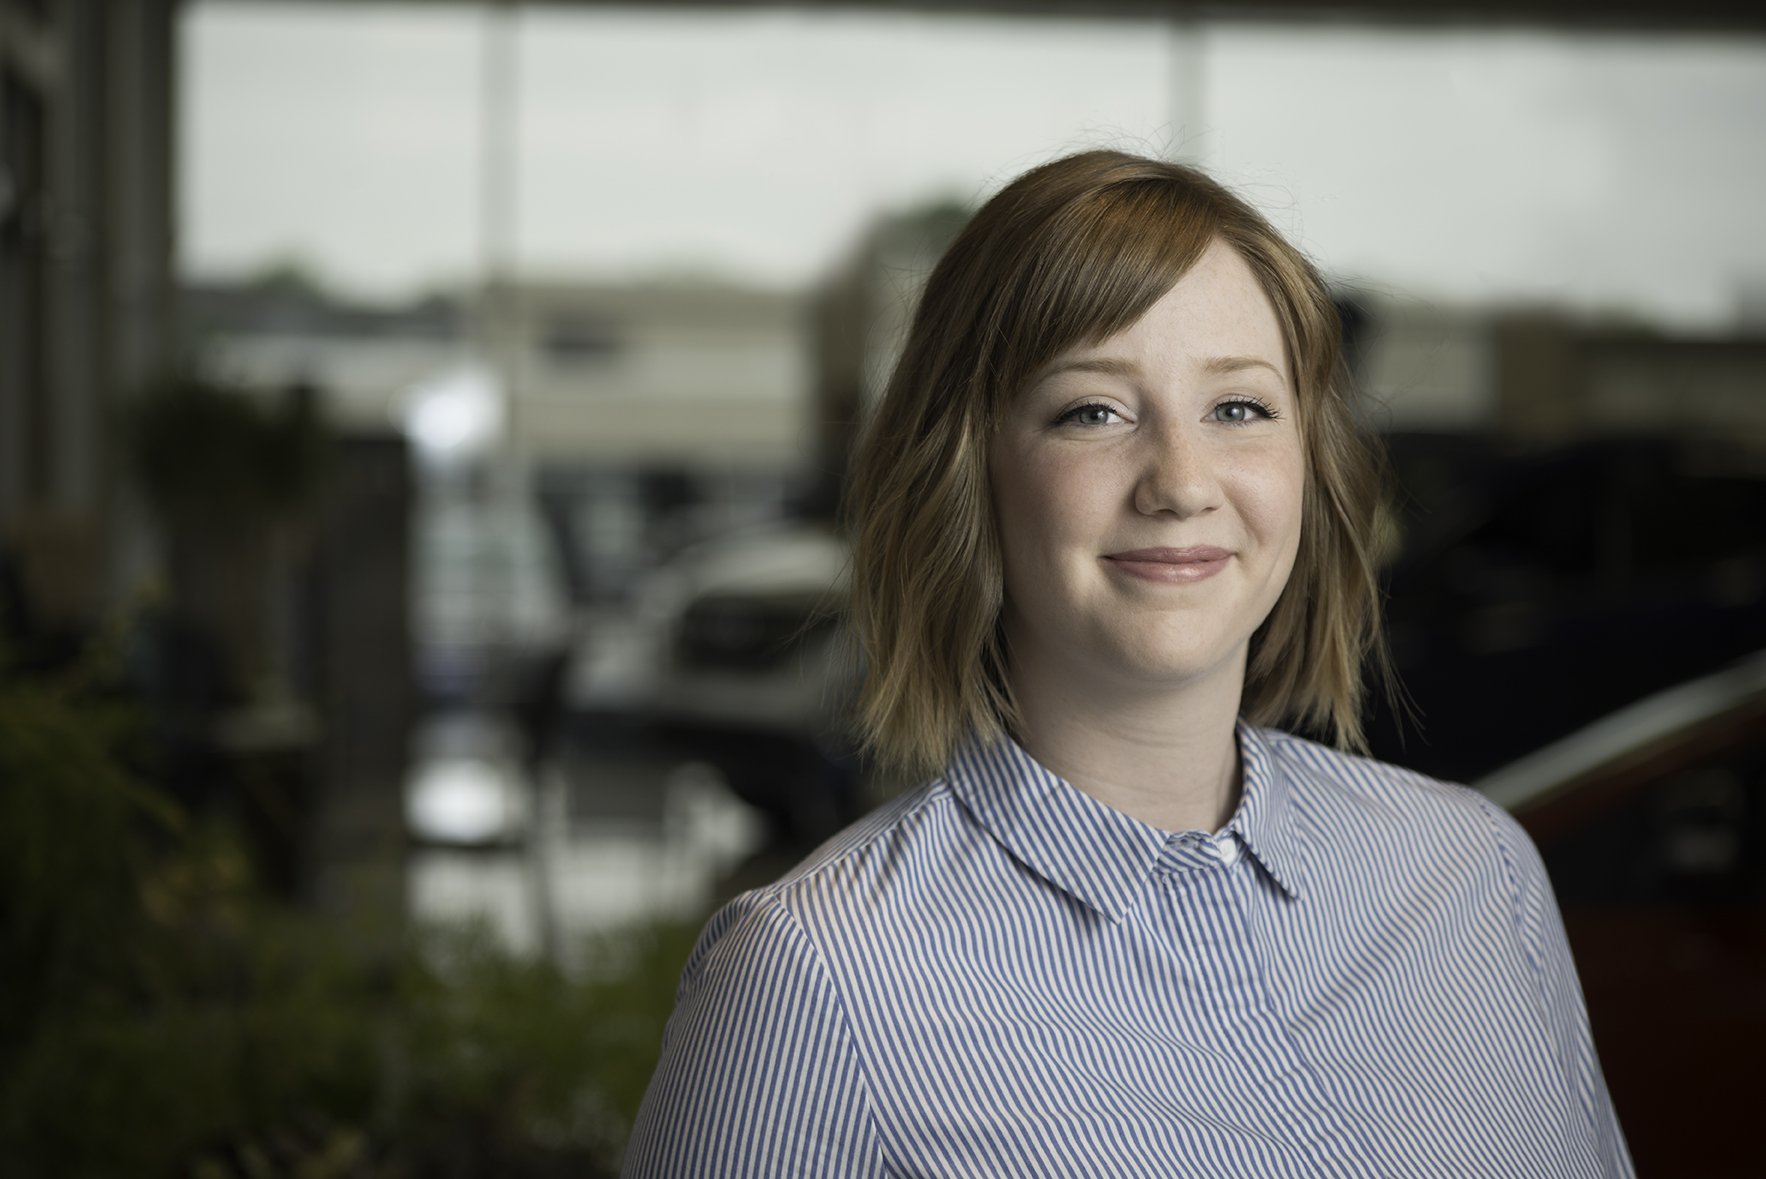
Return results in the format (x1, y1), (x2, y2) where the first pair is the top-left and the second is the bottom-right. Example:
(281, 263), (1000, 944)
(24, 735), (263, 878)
(1148, 834), (1365, 1175)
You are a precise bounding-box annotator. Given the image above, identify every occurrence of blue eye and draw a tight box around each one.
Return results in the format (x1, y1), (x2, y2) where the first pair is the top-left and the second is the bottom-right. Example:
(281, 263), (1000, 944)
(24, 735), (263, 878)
(1056, 402), (1123, 427)
(1212, 398), (1277, 424)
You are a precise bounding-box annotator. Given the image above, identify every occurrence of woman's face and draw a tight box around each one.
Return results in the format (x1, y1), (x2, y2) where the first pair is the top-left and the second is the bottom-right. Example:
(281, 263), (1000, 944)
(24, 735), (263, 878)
(989, 238), (1306, 706)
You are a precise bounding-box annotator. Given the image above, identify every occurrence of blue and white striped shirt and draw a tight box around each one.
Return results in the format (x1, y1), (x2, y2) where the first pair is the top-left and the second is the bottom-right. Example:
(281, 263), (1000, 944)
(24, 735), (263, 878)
(624, 723), (1635, 1177)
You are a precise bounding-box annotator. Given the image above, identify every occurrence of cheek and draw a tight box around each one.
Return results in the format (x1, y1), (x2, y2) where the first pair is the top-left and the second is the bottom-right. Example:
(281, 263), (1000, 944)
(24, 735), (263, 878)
(988, 448), (1034, 581)
(1276, 465), (1307, 543)
(996, 451), (1111, 566)
(1228, 445), (1306, 550)
(992, 444), (1052, 547)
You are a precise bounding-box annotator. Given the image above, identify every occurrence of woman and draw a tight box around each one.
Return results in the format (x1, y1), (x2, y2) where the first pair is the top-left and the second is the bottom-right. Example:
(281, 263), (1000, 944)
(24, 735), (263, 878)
(622, 151), (1634, 1178)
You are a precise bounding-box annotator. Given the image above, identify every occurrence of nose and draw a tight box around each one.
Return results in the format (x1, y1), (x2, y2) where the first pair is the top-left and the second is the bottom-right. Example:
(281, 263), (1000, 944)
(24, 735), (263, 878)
(1132, 421), (1222, 519)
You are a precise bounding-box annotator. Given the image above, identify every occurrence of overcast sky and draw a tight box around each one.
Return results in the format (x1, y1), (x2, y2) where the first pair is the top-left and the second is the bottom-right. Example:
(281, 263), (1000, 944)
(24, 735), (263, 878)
(182, 2), (1766, 328)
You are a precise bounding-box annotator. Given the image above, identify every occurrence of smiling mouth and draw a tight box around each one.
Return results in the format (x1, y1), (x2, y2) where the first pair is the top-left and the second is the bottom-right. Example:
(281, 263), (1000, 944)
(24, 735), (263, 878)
(1102, 546), (1233, 584)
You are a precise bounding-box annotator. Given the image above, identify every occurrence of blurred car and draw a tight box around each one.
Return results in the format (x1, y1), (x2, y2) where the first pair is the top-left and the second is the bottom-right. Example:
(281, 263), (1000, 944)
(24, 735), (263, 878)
(1478, 649), (1766, 1179)
(1368, 434), (1766, 782)
(569, 520), (858, 841)
(653, 527), (849, 731)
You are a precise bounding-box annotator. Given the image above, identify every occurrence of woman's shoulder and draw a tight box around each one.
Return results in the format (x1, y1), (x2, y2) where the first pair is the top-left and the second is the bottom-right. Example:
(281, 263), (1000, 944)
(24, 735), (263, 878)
(681, 777), (975, 970)
(1252, 724), (1521, 853)
(1251, 725), (1550, 930)
(775, 777), (963, 887)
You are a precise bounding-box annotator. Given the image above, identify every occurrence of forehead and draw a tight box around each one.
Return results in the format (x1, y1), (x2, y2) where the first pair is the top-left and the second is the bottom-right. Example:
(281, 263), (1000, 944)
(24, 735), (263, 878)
(1062, 239), (1289, 381)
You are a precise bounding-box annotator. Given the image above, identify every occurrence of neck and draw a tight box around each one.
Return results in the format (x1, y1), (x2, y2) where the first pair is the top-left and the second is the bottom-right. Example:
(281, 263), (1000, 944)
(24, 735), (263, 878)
(1008, 653), (1246, 836)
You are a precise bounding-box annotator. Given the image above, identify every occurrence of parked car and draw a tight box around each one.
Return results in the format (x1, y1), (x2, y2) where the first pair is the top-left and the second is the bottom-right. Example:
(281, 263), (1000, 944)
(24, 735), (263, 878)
(1368, 434), (1766, 782)
(1478, 649), (1766, 1179)
(569, 520), (861, 842)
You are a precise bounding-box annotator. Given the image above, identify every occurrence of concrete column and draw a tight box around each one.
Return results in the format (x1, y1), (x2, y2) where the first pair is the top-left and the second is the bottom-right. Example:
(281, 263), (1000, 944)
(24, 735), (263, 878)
(101, 0), (179, 608)
(46, 0), (103, 516)
(1168, 18), (1206, 163)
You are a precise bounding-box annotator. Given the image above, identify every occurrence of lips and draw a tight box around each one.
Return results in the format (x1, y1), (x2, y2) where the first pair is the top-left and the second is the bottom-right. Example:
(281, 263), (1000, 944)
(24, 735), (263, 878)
(1102, 546), (1233, 584)
(1106, 546), (1232, 564)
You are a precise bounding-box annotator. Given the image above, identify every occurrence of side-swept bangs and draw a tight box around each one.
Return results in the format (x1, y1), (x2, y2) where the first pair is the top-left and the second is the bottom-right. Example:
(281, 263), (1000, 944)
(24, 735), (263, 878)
(846, 150), (1385, 780)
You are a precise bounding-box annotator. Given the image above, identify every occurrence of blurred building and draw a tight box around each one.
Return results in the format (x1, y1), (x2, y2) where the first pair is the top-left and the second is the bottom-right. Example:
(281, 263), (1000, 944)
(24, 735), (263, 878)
(510, 279), (809, 468)
(191, 273), (815, 624)
(808, 199), (969, 515)
(192, 274), (810, 467)
(1353, 296), (1766, 446)
(1497, 315), (1766, 446)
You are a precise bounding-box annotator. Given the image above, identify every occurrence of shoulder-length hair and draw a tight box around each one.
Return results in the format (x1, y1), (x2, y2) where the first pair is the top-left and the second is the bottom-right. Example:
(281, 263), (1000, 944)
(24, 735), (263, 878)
(845, 149), (1387, 779)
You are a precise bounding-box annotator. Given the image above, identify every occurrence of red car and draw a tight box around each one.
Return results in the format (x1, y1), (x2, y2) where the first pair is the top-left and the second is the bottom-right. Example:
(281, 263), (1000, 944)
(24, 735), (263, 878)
(1479, 650), (1766, 1179)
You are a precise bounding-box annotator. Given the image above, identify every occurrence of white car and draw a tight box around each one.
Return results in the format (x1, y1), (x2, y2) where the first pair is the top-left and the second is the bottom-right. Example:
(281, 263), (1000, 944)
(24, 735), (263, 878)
(578, 521), (861, 839)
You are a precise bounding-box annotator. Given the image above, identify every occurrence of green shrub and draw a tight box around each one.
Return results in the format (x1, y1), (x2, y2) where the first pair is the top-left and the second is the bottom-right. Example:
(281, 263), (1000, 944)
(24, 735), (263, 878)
(0, 652), (698, 1177)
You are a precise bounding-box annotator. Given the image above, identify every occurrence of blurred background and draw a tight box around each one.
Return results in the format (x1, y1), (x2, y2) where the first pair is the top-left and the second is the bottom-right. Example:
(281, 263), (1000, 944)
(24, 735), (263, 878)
(2, 0), (1763, 1174)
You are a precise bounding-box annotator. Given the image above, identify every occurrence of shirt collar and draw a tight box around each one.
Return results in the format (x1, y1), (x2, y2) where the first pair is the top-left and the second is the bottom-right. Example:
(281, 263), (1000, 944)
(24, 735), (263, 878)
(1232, 723), (1306, 901)
(944, 721), (1305, 924)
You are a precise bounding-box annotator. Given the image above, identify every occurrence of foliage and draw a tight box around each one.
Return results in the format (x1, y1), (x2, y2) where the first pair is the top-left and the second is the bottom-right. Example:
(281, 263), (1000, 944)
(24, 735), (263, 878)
(0, 651), (700, 1178)
(391, 919), (701, 1175)
(0, 645), (176, 1058)
(121, 370), (329, 531)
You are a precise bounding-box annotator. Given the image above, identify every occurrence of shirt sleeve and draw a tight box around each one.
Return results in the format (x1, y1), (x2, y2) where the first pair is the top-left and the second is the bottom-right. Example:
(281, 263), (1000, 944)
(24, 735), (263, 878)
(620, 892), (888, 1178)
(1479, 798), (1637, 1179)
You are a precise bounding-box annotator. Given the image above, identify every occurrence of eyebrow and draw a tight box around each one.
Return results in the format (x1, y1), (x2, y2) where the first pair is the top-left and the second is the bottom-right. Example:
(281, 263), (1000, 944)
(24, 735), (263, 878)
(1032, 353), (1285, 386)
(1202, 355), (1285, 379)
(1034, 356), (1140, 383)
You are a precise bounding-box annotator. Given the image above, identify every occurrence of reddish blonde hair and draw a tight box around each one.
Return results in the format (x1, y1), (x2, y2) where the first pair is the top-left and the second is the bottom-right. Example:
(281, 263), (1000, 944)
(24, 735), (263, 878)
(846, 150), (1387, 778)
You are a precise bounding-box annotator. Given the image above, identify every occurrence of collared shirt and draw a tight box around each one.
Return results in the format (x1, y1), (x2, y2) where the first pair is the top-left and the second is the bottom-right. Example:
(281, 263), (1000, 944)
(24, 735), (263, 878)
(623, 724), (1635, 1178)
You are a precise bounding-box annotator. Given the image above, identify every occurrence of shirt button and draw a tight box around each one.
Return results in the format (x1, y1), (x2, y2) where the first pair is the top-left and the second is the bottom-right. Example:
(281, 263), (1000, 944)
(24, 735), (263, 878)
(1215, 836), (1241, 866)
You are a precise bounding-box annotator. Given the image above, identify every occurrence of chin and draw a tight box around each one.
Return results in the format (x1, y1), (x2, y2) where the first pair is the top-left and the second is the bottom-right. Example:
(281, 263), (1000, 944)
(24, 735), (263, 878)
(1094, 633), (1244, 692)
